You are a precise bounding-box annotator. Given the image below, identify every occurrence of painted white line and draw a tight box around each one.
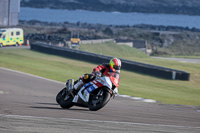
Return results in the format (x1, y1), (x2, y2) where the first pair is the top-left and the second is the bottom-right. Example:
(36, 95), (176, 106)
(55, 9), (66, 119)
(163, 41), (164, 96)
(118, 94), (157, 103)
(143, 99), (157, 103)
(0, 91), (4, 94)
(0, 67), (157, 103)
(180, 61), (188, 63)
(0, 114), (199, 129)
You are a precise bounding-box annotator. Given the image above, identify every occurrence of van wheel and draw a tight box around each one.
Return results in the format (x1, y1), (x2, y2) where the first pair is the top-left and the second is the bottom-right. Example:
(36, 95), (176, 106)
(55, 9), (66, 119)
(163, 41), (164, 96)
(15, 42), (19, 47)
(0, 43), (3, 48)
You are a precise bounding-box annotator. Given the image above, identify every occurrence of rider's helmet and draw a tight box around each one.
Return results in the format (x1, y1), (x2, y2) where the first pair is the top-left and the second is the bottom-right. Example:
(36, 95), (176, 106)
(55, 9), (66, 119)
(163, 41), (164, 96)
(109, 57), (121, 73)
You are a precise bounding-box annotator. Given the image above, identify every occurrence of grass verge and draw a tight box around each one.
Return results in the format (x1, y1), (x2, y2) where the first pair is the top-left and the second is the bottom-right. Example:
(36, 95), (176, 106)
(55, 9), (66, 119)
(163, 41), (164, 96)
(0, 48), (200, 106)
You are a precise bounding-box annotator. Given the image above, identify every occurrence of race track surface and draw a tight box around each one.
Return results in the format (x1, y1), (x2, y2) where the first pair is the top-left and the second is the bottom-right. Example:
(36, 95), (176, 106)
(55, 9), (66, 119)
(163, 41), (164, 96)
(152, 57), (200, 64)
(0, 67), (199, 133)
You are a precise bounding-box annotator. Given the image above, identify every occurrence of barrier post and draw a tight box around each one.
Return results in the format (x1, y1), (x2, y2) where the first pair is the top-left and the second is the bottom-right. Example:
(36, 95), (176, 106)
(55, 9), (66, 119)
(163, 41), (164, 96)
(27, 40), (30, 46)
(172, 71), (176, 80)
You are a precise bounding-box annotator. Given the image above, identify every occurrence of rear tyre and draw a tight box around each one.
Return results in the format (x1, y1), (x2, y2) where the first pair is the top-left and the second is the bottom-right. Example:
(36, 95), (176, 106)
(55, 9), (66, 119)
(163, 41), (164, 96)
(88, 88), (111, 111)
(15, 42), (19, 47)
(0, 43), (3, 48)
(56, 88), (74, 109)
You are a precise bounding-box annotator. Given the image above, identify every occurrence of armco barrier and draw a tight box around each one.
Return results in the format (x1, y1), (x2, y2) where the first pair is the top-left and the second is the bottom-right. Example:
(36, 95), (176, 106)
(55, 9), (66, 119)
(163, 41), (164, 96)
(30, 42), (190, 81)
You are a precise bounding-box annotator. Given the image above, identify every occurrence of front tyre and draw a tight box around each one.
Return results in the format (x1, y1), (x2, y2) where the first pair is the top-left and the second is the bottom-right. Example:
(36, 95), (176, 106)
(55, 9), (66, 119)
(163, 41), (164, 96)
(56, 88), (65, 104)
(56, 88), (74, 109)
(88, 88), (111, 111)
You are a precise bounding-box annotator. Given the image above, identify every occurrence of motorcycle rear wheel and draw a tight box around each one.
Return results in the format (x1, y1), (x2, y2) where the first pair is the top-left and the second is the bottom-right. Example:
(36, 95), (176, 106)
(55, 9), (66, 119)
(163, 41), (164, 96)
(88, 88), (111, 111)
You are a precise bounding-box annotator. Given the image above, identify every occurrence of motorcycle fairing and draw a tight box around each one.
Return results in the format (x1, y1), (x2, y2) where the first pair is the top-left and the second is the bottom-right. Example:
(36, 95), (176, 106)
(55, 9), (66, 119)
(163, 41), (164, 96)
(108, 72), (120, 88)
(72, 77), (112, 104)
(97, 77), (112, 90)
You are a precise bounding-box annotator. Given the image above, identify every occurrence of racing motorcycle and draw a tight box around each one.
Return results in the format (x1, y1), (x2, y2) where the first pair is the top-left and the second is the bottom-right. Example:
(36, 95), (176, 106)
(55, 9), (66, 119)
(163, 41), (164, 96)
(56, 72), (119, 111)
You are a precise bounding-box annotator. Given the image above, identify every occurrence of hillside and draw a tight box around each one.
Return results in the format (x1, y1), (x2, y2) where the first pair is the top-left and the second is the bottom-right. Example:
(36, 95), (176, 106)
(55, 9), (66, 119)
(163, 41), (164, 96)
(80, 42), (149, 60)
(20, 0), (200, 16)
(20, 20), (200, 56)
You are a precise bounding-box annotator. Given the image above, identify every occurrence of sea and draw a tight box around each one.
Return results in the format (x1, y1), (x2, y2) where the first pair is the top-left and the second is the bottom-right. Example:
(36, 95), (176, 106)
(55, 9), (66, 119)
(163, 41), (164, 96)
(20, 7), (200, 29)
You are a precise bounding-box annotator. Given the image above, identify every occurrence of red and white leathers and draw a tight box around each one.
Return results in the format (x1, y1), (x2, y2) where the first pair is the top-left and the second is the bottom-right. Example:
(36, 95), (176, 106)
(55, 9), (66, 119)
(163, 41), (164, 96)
(92, 63), (111, 76)
(74, 63), (119, 94)
(74, 63), (110, 90)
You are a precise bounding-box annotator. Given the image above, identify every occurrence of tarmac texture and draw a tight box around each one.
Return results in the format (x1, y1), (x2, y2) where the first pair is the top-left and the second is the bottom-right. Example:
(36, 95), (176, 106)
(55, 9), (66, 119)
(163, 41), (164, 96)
(0, 67), (199, 133)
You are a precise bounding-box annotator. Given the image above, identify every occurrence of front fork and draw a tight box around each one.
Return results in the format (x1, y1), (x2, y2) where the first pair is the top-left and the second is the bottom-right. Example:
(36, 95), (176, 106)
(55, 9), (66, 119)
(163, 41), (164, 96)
(95, 89), (104, 99)
(95, 88), (114, 100)
(65, 79), (75, 98)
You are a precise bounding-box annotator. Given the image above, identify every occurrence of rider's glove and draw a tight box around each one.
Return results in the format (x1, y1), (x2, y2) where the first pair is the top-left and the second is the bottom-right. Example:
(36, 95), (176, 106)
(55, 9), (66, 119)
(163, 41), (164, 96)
(95, 71), (101, 77)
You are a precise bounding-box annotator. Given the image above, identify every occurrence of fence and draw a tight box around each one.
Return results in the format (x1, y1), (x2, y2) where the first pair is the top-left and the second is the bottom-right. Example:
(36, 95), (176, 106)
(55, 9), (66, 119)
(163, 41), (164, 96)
(30, 42), (190, 81)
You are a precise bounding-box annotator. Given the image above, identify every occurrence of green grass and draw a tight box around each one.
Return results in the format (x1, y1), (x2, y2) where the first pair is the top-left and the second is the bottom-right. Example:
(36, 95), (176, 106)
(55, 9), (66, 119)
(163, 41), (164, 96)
(80, 41), (149, 60)
(0, 48), (200, 106)
(80, 42), (200, 74)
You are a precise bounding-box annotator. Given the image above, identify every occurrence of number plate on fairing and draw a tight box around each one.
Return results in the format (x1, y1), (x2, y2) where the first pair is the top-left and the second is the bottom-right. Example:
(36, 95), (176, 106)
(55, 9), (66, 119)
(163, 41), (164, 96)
(86, 85), (96, 94)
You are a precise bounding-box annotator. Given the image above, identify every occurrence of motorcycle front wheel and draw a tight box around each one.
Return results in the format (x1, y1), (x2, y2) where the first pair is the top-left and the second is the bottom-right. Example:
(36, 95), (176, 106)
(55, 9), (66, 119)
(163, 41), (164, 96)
(56, 88), (66, 104)
(88, 88), (111, 111)
(56, 88), (74, 109)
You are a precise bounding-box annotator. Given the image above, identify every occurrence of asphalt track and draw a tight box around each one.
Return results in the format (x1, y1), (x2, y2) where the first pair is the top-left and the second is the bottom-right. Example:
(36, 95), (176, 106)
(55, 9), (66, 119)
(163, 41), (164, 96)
(152, 57), (200, 64)
(0, 67), (200, 133)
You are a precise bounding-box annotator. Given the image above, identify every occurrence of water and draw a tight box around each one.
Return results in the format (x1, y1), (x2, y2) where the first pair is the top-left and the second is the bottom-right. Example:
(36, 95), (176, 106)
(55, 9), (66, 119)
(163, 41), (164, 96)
(20, 7), (200, 29)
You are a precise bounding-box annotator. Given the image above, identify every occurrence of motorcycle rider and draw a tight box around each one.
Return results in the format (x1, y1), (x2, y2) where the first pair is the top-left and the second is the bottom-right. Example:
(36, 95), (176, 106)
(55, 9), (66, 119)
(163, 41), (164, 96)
(73, 57), (122, 94)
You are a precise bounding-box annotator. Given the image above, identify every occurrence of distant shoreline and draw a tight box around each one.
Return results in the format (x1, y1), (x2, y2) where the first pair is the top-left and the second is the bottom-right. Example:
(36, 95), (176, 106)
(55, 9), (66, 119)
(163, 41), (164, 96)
(20, 20), (200, 32)
(19, 7), (200, 29)
(20, 5), (200, 16)
(20, 0), (200, 16)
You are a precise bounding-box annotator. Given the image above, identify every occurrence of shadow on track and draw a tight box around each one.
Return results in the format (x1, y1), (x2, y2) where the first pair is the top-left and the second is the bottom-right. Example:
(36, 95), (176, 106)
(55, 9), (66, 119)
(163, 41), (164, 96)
(30, 102), (90, 112)
(37, 102), (58, 105)
(30, 106), (62, 110)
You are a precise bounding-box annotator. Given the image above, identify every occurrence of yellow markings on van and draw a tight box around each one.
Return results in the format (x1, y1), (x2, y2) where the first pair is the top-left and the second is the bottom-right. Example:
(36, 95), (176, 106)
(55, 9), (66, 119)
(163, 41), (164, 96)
(0, 28), (24, 47)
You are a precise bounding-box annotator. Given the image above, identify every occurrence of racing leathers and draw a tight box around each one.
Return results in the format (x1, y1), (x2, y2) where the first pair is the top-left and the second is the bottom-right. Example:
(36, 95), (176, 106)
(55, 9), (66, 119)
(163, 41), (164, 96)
(73, 63), (119, 94)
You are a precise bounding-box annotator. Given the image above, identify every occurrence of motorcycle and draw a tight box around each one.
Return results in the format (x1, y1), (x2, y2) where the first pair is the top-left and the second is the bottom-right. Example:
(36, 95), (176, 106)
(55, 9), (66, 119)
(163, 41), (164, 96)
(56, 72), (119, 111)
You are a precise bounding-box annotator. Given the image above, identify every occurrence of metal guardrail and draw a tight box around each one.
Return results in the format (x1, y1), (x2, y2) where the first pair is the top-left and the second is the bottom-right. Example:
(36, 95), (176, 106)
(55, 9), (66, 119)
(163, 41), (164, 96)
(30, 42), (190, 81)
